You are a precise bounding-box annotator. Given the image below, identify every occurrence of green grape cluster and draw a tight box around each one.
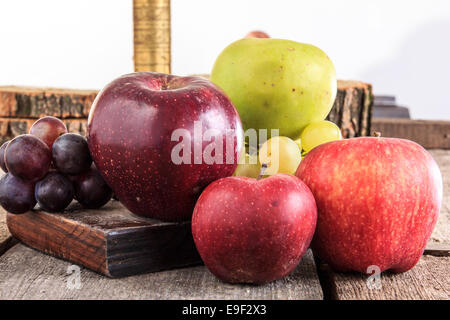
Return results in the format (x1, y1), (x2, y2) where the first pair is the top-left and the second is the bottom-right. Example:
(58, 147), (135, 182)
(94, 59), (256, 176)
(233, 120), (342, 178)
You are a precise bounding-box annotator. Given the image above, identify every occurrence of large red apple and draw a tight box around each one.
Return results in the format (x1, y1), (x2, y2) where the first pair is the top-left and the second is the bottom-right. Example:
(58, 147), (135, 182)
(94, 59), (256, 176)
(296, 137), (442, 273)
(192, 174), (317, 284)
(87, 72), (243, 221)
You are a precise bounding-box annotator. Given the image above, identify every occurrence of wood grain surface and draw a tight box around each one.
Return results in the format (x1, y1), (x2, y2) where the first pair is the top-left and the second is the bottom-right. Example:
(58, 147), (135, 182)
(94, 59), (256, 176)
(0, 81), (373, 144)
(327, 80), (373, 138)
(0, 86), (97, 118)
(372, 118), (450, 149)
(6, 201), (201, 277)
(319, 255), (450, 300)
(0, 245), (322, 300)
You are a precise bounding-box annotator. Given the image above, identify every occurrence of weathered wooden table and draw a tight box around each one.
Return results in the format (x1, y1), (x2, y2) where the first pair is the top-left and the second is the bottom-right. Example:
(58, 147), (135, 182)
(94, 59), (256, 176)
(0, 149), (448, 300)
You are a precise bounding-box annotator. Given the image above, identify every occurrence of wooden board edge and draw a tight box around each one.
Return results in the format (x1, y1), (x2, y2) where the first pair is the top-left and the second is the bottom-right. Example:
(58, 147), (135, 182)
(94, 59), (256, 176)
(6, 211), (108, 275)
(313, 255), (339, 300)
(0, 236), (18, 257)
(424, 243), (450, 257)
(105, 222), (202, 278)
(313, 249), (450, 300)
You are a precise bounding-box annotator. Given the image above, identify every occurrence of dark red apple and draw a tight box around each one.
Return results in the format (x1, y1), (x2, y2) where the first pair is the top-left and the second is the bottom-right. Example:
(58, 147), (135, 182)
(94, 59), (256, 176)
(192, 174), (317, 284)
(296, 137), (442, 274)
(245, 30), (270, 38)
(87, 72), (243, 221)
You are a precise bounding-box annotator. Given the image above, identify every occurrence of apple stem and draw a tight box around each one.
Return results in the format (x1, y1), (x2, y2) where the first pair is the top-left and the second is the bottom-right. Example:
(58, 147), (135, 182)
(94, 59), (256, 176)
(257, 163), (268, 180)
(372, 131), (381, 137)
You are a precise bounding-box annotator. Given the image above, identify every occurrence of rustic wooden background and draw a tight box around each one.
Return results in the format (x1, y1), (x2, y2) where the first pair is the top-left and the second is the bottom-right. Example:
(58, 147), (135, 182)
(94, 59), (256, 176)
(0, 80), (372, 144)
(0, 0), (447, 300)
(0, 86), (96, 143)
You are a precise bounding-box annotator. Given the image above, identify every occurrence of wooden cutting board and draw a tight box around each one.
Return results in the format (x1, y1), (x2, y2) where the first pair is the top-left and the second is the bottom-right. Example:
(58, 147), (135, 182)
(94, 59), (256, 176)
(6, 200), (201, 278)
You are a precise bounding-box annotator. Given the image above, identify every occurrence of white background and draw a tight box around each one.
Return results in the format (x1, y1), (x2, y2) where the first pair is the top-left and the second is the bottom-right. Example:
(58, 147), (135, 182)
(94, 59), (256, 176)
(0, 0), (449, 120)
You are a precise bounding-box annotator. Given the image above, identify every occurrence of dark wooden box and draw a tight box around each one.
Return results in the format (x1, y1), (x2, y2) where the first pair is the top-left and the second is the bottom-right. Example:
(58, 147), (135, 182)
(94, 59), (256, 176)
(6, 200), (201, 278)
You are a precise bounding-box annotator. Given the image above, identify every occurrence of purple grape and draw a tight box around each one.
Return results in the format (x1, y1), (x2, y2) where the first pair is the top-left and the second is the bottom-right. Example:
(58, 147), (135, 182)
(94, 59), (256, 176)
(35, 172), (74, 212)
(0, 140), (10, 172)
(52, 133), (92, 175)
(73, 167), (112, 209)
(0, 173), (36, 214)
(5, 134), (51, 181)
(29, 116), (67, 149)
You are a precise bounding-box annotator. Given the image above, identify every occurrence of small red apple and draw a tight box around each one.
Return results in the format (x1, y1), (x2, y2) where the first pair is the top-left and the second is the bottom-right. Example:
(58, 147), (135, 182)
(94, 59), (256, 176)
(296, 137), (443, 274)
(192, 174), (317, 284)
(245, 30), (270, 38)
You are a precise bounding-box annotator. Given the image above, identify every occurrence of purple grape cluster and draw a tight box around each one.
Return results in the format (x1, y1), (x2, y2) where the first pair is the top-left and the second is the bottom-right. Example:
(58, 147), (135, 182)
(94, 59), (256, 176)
(0, 116), (112, 214)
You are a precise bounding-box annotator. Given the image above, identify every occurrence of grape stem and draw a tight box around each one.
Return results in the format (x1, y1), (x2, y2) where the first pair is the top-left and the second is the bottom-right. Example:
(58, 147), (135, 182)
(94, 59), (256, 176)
(257, 163), (268, 180)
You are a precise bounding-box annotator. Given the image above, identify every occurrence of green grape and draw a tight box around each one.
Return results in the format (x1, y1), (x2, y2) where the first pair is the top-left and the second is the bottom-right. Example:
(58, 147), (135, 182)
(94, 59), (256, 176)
(301, 120), (342, 153)
(259, 136), (301, 176)
(294, 137), (302, 151)
(233, 152), (261, 178)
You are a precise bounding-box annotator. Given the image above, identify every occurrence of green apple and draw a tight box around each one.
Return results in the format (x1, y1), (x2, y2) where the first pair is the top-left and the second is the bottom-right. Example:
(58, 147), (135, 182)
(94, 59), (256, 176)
(211, 38), (337, 140)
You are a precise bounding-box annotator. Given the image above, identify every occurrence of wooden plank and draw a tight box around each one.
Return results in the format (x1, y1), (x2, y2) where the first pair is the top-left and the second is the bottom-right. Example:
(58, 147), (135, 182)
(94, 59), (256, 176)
(0, 86), (97, 118)
(0, 80), (372, 140)
(6, 201), (201, 278)
(0, 245), (322, 300)
(133, 0), (171, 73)
(428, 149), (450, 247)
(424, 243), (450, 257)
(0, 207), (14, 256)
(318, 255), (450, 300)
(372, 118), (450, 149)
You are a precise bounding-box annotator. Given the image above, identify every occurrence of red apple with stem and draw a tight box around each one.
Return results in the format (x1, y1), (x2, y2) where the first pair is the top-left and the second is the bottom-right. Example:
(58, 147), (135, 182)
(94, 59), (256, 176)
(296, 137), (442, 274)
(192, 174), (317, 284)
(87, 72), (243, 221)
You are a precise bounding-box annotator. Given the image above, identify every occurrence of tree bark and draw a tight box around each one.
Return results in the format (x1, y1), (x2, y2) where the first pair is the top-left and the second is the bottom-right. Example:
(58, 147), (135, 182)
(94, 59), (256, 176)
(328, 80), (373, 138)
(0, 81), (373, 143)
(0, 86), (97, 119)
